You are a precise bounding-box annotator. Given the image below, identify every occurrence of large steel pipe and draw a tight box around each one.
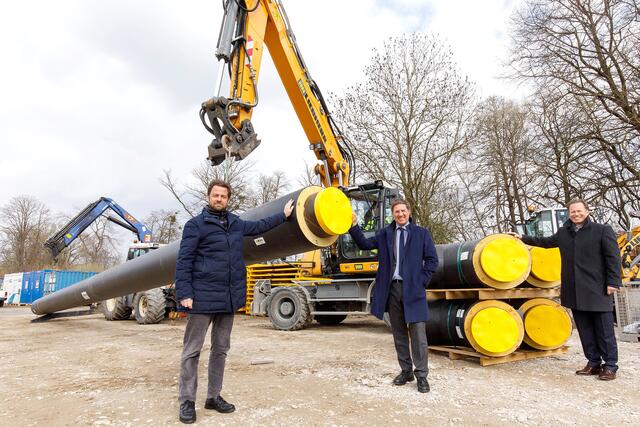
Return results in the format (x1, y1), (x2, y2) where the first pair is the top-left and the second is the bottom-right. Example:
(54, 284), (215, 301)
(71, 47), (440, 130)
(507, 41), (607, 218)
(525, 247), (561, 288)
(431, 234), (531, 290)
(31, 186), (351, 315)
(515, 298), (571, 350)
(242, 186), (351, 264)
(426, 299), (524, 357)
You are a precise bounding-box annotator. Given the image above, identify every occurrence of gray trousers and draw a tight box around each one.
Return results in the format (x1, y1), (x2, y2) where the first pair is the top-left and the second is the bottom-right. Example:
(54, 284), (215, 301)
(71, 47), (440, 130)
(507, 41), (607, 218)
(178, 313), (234, 403)
(388, 280), (429, 378)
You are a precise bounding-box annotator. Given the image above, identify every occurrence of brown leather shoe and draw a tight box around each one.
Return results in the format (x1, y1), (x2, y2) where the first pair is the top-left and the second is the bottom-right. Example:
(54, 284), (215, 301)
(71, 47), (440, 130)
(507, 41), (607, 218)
(575, 365), (602, 375)
(598, 368), (616, 381)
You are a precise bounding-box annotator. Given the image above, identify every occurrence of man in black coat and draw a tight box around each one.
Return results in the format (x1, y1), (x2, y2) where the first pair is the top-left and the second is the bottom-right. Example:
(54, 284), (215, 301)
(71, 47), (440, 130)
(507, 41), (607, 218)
(514, 199), (621, 380)
(175, 180), (294, 423)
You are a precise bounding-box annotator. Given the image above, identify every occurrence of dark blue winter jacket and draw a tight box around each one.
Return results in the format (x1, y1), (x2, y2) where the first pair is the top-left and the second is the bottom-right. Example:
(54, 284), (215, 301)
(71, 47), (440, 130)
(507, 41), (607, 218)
(175, 207), (286, 314)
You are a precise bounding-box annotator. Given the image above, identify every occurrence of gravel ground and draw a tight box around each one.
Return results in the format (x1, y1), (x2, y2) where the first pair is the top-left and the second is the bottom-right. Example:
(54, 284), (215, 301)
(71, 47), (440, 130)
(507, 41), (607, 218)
(1, 306), (638, 426)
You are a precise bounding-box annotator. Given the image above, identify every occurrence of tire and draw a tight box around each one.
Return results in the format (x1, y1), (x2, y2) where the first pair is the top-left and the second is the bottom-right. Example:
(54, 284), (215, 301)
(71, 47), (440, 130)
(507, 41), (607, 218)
(101, 296), (132, 320)
(315, 314), (347, 325)
(133, 288), (166, 324)
(268, 286), (311, 331)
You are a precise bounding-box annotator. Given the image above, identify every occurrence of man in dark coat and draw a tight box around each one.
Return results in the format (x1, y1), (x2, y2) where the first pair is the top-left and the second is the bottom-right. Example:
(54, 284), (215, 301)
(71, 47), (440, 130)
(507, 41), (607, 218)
(516, 199), (621, 380)
(349, 198), (438, 393)
(175, 180), (294, 423)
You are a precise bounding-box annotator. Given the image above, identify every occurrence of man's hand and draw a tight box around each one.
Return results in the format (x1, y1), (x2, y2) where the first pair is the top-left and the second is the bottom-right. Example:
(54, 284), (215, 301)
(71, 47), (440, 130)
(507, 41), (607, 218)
(180, 298), (193, 309)
(506, 231), (522, 239)
(352, 212), (358, 227)
(607, 286), (619, 295)
(284, 199), (295, 218)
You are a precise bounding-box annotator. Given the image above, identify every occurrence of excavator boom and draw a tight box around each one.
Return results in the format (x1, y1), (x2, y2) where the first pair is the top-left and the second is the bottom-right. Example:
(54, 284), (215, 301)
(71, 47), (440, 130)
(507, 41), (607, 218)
(200, 0), (352, 187)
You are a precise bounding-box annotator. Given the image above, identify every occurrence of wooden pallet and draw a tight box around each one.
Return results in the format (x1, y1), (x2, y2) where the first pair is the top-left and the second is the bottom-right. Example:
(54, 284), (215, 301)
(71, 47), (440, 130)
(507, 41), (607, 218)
(426, 287), (560, 301)
(429, 345), (569, 366)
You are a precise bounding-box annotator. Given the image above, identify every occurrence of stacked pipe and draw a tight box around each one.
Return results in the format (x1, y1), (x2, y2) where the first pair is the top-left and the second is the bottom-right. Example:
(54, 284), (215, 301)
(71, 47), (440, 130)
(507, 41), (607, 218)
(426, 234), (570, 358)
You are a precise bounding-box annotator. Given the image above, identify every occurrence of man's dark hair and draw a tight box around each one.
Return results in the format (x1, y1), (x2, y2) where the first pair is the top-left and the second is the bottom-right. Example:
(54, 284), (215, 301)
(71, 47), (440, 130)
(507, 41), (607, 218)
(207, 179), (232, 198)
(391, 198), (411, 212)
(567, 198), (589, 211)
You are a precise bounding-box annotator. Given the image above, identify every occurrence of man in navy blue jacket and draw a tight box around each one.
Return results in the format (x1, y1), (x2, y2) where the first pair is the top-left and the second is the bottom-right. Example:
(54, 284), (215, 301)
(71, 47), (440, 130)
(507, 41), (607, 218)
(175, 180), (293, 423)
(349, 198), (438, 393)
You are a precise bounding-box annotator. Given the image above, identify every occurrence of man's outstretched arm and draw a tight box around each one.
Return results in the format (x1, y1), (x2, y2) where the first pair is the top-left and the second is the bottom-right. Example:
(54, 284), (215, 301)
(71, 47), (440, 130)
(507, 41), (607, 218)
(348, 213), (378, 250)
(242, 199), (294, 236)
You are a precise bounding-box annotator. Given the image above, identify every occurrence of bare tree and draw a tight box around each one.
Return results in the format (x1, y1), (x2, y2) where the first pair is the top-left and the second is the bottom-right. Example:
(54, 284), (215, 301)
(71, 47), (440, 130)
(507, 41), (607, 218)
(161, 157), (255, 215)
(297, 160), (320, 187)
(0, 196), (53, 272)
(70, 217), (120, 270)
(467, 97), (539, 232)
(143, 210), (182, 244)
(509, 0), (640, 192)
(331, 33), (476, 242)
(248, 171), (290, 208)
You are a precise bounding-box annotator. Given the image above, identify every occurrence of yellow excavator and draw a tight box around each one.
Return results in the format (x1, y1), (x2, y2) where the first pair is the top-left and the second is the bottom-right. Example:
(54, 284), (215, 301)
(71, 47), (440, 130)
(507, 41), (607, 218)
(200, 0), (397, 329)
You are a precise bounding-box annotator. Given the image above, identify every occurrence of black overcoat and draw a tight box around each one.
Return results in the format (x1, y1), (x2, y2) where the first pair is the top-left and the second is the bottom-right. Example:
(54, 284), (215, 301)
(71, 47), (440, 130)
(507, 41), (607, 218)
(522, 218), (621, 311)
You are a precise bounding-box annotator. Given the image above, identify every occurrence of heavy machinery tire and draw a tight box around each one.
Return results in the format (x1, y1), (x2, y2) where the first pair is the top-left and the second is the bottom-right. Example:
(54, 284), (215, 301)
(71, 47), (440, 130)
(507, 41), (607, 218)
(101, 296), (132, 320)
(314, 314), (347, 325)
(268, 286), (311, 331)
(133, 288), (166, 324)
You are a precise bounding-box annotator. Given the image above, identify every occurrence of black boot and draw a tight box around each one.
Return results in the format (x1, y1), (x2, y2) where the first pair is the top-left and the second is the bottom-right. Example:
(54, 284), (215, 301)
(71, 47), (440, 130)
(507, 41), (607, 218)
(179, 400), (196, 424)
(417, 377), (430, 393)
(392, 371), (415, 385)
(205, 395), (236, 413)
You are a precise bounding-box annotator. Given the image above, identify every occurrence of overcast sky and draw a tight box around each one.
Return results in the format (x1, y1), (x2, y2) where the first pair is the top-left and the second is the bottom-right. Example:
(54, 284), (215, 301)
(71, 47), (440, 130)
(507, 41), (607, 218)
(0, 0), (526, 244)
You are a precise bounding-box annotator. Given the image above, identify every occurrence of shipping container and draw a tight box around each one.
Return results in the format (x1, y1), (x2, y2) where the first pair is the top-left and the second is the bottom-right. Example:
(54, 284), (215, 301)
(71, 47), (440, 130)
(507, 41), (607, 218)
(22, 270), (57, 304)
(2, 272), (24, 305)
(43, 270), (97, 296)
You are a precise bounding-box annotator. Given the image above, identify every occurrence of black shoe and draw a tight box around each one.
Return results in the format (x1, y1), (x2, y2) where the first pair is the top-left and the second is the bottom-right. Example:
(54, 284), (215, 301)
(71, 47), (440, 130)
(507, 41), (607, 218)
(417, 377), (430, 393)
(392, 371), (415, 386)
(179, 400), (196, 424)
(205, 395), (236, 413)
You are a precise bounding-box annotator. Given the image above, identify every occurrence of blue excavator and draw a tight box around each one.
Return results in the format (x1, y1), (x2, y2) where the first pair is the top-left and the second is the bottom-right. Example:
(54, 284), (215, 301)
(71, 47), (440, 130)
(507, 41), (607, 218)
(45, 197), (174, 324)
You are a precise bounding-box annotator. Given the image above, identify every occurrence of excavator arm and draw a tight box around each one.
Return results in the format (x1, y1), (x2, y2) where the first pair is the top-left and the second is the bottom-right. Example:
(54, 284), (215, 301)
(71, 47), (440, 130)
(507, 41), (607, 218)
(200, 0), (352, 187)
(44, 197), (153, 258)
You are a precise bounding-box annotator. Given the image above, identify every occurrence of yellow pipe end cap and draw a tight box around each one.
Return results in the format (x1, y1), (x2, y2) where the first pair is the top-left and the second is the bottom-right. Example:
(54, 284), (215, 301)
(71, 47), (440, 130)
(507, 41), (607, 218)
(313, 187), (352, 235)
(470, 307), (522, 354)
(530, 247), (561, 282)
(524, 305), (572, 348)
(480, 237), (530, 282)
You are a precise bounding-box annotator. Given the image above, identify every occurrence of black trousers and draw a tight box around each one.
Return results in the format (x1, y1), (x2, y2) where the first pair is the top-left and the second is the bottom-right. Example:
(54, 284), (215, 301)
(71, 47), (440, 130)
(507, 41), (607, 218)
(388, 280), (429, 377)
(572, 309), (618, 372)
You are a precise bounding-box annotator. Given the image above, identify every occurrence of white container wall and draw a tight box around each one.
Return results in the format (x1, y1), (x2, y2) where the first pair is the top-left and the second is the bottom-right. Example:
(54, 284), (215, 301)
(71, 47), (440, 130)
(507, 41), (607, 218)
(2, 272), (24, 304)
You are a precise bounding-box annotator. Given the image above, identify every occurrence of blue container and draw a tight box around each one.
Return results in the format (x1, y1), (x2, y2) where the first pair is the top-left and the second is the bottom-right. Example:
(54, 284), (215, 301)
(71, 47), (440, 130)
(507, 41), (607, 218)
(21, 269), (99, 304)
(43, 270), (97, 296)
(21, 270), (51, 304)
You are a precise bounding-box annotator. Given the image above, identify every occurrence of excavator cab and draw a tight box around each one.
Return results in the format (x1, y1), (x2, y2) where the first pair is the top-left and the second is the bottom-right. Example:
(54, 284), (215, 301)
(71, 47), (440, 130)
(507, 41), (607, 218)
(517, 207), (568, 238)
(335, 181), (399, 274)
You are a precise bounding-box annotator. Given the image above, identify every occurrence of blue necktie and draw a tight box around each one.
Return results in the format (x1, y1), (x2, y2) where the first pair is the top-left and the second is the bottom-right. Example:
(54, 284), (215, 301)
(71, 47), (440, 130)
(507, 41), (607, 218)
(397, 227), (406, 267)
